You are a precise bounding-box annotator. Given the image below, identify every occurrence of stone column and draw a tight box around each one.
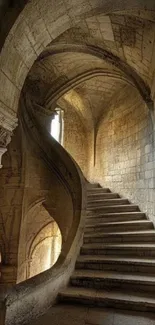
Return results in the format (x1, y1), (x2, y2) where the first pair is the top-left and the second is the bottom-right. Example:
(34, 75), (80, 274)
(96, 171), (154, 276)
(0, 127), (12, 168)
(0, 265), (17, 287)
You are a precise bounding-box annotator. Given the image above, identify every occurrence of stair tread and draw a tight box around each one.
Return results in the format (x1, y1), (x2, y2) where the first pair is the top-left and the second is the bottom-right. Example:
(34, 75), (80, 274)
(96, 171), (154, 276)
(72, 270), (155, 283)
(87, 190), (110, 194)
(77, 255), (155, 264)
(87, 193), (119, 197)
(88, 199), (128, 202)
(86, 220), (152, 227)
(87, 212), (146, 217)
(59, 287), (155, 303)
(87, 188), (110, 191)
(87, 213), (146, 220)
(87, 205), (139, 212)
(88, 200), (128, 205)
(87, 204), (138, 208)
(82, 243), (155, 248)
(86, 218), (146, 225)
(84, 229), (155, 237)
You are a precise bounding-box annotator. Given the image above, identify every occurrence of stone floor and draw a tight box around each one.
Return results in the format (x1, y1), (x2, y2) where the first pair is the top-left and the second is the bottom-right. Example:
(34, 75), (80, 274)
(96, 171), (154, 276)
(29, 304), (155, 325)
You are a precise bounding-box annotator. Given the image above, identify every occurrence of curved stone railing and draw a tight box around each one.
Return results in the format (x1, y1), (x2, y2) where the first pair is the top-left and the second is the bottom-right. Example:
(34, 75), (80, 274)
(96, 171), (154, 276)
(4, 94), (87, 325)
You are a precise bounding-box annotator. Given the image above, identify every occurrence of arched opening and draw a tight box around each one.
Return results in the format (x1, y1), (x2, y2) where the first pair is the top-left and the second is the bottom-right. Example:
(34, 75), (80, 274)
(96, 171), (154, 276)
(28, 222), (62, 278)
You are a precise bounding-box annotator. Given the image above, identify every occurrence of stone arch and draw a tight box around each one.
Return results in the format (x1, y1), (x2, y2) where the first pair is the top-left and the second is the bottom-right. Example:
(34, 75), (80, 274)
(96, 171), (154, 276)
(27, 221), (62, 279)
(45, 68), (134, 108)
(17, 199), (57, 282)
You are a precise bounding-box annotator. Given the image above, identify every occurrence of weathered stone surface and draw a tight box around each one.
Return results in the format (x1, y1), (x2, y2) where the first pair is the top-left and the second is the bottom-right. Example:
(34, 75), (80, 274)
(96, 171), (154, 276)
(0, 1), (155, 324)
(27, 304), (155, 325)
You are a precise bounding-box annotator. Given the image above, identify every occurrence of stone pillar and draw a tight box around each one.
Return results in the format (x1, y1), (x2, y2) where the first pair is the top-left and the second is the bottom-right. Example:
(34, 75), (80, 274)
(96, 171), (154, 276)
(0, 103), (18, 168)
(0, 265), (17, 286)
(0, 301), (6, 325)
(0, 127), (12, 168)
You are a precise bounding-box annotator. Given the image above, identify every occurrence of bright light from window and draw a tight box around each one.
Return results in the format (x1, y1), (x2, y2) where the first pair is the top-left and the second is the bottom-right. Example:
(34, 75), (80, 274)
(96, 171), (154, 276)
(50, 114), (60, 142)
(50, 108), (64, 145)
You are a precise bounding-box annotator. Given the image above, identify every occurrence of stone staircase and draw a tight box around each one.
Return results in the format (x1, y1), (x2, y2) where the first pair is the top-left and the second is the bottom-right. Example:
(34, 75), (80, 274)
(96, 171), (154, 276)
(59, 184), (155, 312)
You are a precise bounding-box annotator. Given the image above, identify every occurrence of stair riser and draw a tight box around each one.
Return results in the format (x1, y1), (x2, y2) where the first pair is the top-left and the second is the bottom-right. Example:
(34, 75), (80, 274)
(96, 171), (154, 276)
(59, 295), (155, 312)
(84, 235), (155, 244)
(81, 248), (155, 257)
(70, 278), (155, 292)
(85, 224), (153, 234)
(86, 216), (146, 224)
(87, 207), (139, 213)
(75, 262), (155, 274)
(87, 200), (128, 207)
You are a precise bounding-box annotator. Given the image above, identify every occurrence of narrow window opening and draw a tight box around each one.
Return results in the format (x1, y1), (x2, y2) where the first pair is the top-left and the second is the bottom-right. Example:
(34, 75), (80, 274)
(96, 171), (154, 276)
(50, 108), (64, 145)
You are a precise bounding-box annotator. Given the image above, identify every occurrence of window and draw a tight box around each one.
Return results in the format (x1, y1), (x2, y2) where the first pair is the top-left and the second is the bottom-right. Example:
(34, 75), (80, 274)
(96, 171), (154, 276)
(50, 108), (64, 145)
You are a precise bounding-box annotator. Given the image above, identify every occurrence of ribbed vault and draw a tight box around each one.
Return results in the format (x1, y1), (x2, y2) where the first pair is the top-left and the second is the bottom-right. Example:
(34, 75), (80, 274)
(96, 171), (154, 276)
(1, 5), (155, 135)
(25, 11), (155, 130)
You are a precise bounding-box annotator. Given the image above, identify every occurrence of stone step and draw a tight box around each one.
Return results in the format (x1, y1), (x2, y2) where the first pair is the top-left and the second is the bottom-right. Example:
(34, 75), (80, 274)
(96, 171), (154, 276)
(87, 188), (111, 194)
(85, 220), (153, 234)
(59, 287), (155, 312)
(86, 183), (101, 189)
(71, 270), (155, 292)
(81, 243), (155, 257)
(84, 230), (155, 244)
(76, 255), (155, 273)
(87, 198), (129, 207)
(58, 184), (155, 315)
(87, 204), (139, 213)
(87, 211), (146, 217)
(87, 193), (119, 200)
(86, 213), (146, 225)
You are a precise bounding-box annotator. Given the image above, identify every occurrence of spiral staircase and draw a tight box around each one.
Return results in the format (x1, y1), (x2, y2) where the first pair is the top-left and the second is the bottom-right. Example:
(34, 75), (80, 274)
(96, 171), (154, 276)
(2, 98), (155, 324)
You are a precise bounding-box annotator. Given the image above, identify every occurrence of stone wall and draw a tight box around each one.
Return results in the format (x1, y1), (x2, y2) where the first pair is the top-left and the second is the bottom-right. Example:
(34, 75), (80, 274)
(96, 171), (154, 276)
(0, 127), (23, 285)
(60, 101), (89, 177)
(90, 85), (155, 223)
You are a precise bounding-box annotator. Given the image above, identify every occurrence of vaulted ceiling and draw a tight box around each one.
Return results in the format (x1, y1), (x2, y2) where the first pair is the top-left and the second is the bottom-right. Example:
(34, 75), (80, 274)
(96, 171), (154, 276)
(25, 11), (155, 130)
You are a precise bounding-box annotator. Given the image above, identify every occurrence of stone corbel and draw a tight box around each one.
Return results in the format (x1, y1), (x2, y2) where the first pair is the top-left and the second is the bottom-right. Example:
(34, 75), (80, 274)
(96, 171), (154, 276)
(0, 127), (12, 168)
